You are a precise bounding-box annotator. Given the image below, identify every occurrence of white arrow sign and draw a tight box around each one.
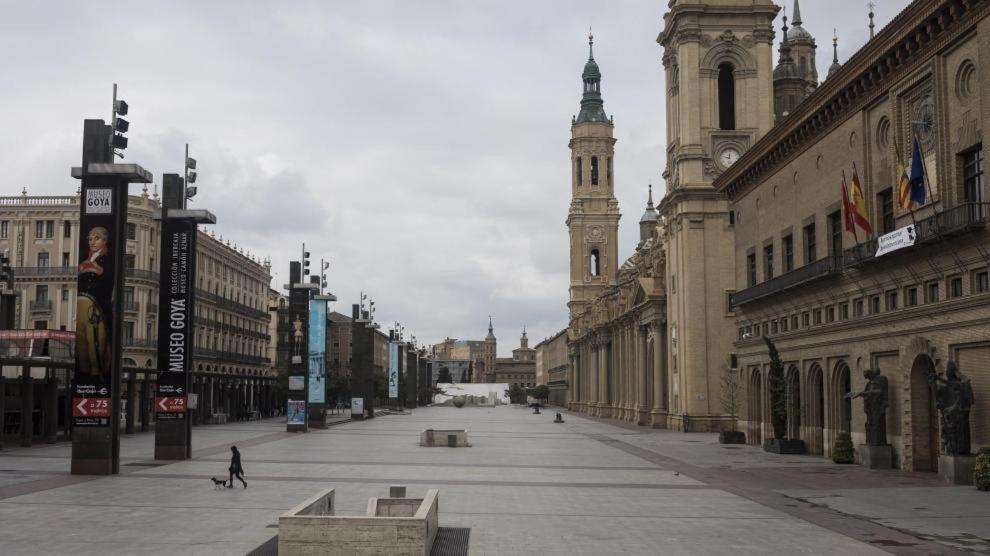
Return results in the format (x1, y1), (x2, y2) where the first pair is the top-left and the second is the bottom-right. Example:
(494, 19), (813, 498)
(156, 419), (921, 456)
(99, 388), (108, 395)
(176, 388), (183, 394)
(158, 398), (168, 411)
(76, 399), (88, 416)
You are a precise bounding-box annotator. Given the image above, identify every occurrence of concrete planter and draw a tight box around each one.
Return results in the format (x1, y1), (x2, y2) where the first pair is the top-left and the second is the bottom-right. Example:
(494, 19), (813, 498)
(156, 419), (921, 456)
(452, 396), (466, 408)
(763, 438), (806, 454)
(718, 431), (746, 444)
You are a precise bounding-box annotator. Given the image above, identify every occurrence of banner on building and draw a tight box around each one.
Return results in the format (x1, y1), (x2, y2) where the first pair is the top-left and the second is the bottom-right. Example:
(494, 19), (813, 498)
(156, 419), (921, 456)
(155, 218), (197, 421)
(287, 400), (306, 425)
(388, 341), (400, 399)
(73, 183), (123, 427)
(875, 224), (917, 258)
(308, 299), (326, 404)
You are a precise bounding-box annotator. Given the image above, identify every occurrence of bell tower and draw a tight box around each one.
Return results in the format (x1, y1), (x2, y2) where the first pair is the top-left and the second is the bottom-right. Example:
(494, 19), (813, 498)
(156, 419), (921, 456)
(656, 0), (777, 430)
(567, 32), (620, 322)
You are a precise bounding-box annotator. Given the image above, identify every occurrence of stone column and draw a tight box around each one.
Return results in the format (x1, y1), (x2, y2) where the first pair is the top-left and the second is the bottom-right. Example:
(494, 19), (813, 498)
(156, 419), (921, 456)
(44, 373), (58, 443)
(0, 377), (5, 450)
(125, 373), (136, 434)
(20, 365), (33, 447)
(140, 377), (150, 433)
(638, 325), (648, 425)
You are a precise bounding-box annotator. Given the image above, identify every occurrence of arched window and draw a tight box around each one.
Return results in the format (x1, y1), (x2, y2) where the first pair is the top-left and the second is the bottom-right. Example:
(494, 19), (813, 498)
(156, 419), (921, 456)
(799, 56), (807, 76)
(718, 63), (736, 130)
(575, 157), (583, 186)
(590, 249), (601, 276)
(591, 156), (599, 186)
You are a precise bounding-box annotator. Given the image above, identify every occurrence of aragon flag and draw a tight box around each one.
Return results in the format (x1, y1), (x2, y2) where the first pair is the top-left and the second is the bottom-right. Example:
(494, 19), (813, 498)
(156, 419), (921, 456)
(897, 159), (913, 209)
(840, 171), (855, 233)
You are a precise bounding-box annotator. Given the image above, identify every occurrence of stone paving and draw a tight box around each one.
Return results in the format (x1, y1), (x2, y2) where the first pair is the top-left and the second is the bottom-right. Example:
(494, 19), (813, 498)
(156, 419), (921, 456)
(0, 406), (986, 555)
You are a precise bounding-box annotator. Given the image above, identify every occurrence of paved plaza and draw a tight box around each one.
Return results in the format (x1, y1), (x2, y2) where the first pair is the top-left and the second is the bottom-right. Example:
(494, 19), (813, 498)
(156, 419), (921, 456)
(0, 406), (987, 555)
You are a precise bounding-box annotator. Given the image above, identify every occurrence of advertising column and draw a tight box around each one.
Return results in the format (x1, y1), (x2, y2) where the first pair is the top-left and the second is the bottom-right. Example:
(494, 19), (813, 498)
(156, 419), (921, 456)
(286, 262), (310, 432)
(155, 175), (197, 459)
(307, 297), (327, 429)
(388, 341), (400, 401)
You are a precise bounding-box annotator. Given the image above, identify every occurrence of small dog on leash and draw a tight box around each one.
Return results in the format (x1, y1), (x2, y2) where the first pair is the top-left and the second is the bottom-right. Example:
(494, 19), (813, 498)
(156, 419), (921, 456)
(210, 477), (229, 490)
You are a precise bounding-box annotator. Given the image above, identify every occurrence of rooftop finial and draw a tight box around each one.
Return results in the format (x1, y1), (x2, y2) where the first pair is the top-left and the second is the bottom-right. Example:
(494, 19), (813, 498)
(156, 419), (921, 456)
(833, 30), (839, 63)
(588, 26), (594, 59)
(792, 0), (802, 26)
(868, 2), (876, 39)
(647, 183), (654, 208)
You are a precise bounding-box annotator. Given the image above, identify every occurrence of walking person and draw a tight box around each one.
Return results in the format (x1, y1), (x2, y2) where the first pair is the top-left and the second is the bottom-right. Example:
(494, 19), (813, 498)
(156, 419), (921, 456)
(228, 445), (247, 488)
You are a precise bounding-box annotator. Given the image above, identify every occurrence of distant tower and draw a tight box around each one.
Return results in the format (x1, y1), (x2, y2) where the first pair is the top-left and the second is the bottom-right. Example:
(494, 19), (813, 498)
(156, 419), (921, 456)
(520, 326), (529, 349)
(567, 31), (620, 323)
(639, 184), (658, 244)
(773, 14), (806, 120)
(483, 316), (497, 382)
(827, 31), (842, 79)
(784, 0), (818, 89)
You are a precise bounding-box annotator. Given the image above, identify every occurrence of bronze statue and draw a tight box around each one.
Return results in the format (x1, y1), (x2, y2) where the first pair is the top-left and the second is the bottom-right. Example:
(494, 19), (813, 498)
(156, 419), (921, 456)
(930, 361), (974, 456)
(846, 368), (888, 446)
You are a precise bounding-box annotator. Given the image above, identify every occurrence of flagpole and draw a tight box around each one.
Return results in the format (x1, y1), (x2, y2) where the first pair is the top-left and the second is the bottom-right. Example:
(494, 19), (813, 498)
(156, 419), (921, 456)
(909, 126), (940, 220)
(893, 136), (919, 228)
(844, 169), (860, 246)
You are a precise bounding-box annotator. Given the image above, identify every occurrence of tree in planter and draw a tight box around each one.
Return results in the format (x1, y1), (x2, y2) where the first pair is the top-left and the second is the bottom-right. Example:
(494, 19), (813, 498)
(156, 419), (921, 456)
(832, 431), (855, 464)
(765, 338), (787, 441)
(974, 447), (990, 491)
(718, 366), (745, 443)
(507, 384), (526, 404)
(436, 366), (453, 384)
(528, 384), (550, 404)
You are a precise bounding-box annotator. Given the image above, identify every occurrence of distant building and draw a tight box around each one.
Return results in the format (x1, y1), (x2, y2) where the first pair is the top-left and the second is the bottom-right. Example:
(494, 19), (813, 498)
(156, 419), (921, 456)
(535, 328), (569, 406)
(494, 328), (536, 389)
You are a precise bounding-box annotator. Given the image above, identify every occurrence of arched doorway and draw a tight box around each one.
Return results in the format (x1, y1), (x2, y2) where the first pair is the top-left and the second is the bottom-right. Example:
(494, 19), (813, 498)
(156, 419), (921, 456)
(832, 361), (852, 434)
(909, 354), (939, 471)
(806, 364), (825, 455)
(786, 365), (801, 440)
(749, 368), (763, 445)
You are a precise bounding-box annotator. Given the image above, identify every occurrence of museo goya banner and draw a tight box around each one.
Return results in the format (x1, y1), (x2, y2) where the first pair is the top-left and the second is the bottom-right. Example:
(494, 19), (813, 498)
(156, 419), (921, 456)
(388, 341), (400, 399)
(155, 218), (197, 420)
(308, 299), (326, 405)
(73, 183), (124, 427)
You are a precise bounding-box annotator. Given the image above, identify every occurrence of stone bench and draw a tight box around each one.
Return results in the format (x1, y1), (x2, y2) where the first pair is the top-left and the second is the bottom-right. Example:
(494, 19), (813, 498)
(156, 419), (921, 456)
(419, 429), (470, 447)
(278, 488), (439, 556)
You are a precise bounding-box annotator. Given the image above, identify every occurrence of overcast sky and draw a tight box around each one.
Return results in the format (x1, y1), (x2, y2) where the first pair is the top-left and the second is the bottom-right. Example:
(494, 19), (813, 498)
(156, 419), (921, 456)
(0, 0), (907, 355)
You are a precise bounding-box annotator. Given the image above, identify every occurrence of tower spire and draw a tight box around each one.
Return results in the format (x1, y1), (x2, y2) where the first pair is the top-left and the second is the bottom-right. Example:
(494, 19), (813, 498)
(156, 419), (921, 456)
(828, 30), (842, 78)
(575, 30), (608, 125)
(791, 0), (802, 27)
(647, 183), (654, 209)
(868, 2), (876, 39)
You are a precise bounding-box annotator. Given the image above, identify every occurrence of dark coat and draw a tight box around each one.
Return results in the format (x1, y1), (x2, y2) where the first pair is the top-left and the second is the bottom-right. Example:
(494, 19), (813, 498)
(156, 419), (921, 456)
(229, 449), (244, 474)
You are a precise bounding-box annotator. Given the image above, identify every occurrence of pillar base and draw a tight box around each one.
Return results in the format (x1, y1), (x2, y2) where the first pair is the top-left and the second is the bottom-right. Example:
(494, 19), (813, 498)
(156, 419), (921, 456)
(859, 444), (893, 469)
(938, 454), (976, 485)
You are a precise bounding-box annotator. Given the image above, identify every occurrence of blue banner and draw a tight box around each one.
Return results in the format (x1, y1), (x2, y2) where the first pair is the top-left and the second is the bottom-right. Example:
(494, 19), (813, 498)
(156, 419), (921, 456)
(308, 299), (326, 404)
(388, 342), (400, 398)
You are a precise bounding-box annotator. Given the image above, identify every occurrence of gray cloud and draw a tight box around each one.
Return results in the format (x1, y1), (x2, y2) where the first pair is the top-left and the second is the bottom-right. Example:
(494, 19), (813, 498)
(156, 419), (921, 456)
(0, 0), (908, 354)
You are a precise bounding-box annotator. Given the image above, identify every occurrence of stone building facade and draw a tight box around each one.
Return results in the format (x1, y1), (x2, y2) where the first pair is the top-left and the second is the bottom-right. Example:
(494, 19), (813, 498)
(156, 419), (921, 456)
(535, 328), (569, 406)
(0, 189), (279, 424)
(567, 0), (779, 432)
(716, 0), (990, 468)
(494, 329), (536, 389)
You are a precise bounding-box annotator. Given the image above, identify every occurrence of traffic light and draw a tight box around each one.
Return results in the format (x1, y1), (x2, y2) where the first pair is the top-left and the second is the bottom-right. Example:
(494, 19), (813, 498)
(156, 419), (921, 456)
(303, 250), (311, 276)
(184, 145), (198, 200)
(321, 260), (329, 290)
(111, 88), (129, 153)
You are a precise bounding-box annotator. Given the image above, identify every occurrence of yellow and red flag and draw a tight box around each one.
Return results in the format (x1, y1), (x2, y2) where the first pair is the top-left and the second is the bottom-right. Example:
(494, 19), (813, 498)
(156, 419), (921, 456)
(897, 159), (913, 209)
(849, 167), (873, 236)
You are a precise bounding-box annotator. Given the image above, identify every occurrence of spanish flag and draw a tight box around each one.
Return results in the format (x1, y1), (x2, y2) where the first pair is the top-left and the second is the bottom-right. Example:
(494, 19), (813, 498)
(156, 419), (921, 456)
(849, 166), (873, 236)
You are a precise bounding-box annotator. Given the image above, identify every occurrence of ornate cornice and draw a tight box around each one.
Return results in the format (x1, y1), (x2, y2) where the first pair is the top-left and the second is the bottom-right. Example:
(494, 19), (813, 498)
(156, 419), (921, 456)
(715, 0), (988, 200)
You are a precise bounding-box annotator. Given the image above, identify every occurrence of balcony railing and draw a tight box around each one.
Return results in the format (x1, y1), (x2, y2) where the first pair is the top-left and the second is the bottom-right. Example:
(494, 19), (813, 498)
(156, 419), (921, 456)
(14, 266), (76, 278)
(123, 339), (268, 366)
(124, 300), (140, 313)
(30, 299), (52, 312)
(731, 256), (841, 307)
(147, 303), (158, 314)
(732, 203), (989, 308)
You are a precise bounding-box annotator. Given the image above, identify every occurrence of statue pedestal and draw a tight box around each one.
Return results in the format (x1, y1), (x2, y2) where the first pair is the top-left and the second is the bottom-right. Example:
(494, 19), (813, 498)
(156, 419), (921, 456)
(938, 454), (976, 485)
(859, 444), (892, 469)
